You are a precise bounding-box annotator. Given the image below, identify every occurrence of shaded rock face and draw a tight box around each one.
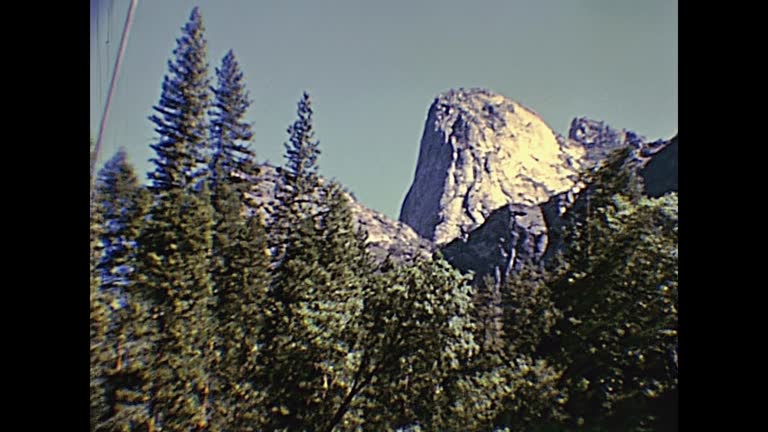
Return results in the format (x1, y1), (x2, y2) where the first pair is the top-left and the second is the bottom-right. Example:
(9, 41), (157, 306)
(641, 135), (678, 197)
(441, 203), (547, 283)
(399, 88), (584, 246)
(245, 164), (433, 263)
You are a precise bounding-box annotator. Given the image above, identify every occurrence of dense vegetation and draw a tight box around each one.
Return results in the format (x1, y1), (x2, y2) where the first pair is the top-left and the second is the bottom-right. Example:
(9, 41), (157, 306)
(90, 8), (677, 431)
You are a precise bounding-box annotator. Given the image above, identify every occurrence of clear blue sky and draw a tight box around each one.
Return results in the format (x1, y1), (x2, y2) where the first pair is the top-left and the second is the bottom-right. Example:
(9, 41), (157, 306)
(90, 0), (677, 219)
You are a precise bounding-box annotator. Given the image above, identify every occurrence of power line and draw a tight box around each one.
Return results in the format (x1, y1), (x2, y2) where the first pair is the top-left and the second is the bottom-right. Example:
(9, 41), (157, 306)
(91, 0), (139, 199)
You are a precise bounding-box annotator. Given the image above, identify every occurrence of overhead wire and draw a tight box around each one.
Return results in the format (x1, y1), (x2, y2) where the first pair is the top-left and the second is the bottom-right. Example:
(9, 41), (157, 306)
(91, 0), (140, 199)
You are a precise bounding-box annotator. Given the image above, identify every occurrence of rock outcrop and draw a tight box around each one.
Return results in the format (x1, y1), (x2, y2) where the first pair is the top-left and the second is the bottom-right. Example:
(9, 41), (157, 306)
(399, 88), (584, 246)
(441, 203), (547, 283)
(568, 117), (645, 166)
(243, 88), (677, 279)
(541, 133), (679, 263)
(641, 135), (678, 197)
(245, 164), (433, 263)
(398, 88), (678, 280)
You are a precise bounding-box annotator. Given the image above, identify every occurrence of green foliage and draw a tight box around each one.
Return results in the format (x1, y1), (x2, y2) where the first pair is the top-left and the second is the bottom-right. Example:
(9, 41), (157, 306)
(90, 9), (677, 431)
(148, 6), (211, 191)
(90, 196), (108, 431)
(137, 187), (217, 431)
(543, 148), (678, 431)
(94, 149), (150, 292)
(209, 178), (271, 431)
(461, 266), (566, 432)
(259, 163), (373, 430)
(204, 42), (269, 430)
(281, 91), (321, 202)
(91, 152), (156, 431)
(270, 91), (324, 265)
(349, 258), (480, 431)
(209, 49), (258, 192)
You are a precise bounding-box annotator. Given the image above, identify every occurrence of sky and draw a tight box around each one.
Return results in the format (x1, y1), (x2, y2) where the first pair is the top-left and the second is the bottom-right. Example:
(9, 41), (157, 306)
(90, 0), (677, 219)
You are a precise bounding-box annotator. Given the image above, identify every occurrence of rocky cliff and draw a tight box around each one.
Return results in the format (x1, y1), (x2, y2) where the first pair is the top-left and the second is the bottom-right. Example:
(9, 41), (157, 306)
(399, 88), (585, 246)
(244, 88), (677, 280)
(399, 88), (678, 281)
(641, 135), (678, 197)
(441, 203), (547, 282)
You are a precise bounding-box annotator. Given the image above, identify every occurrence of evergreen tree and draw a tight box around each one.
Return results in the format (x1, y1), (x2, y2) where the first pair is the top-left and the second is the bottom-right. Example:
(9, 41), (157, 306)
(90, 193), (109, 431)
(258, 97), (354, 428)
(91, 151), (157, 431)
(203, 47), (269, 429)
(542, 148), (678, 431)
(282, 92), (320, 194)
(137, 186), (217, 431)
(274, 91), (321, 219)
(482, 265), (566, 431)
(94, 150), (148, 297)
(257, 93), (383, 430)
(299, 183), (373, 432)
(148, 7), (211, 191)
(208, 178), (272, 431)
(258, 206), (327, 430)
(208, 49), (257, 192)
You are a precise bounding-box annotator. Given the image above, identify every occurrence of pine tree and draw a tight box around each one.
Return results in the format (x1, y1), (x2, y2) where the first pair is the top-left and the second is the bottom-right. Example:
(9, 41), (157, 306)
(137, 186), (217, 431)
(208, 178), (271, 431)
(258, 206), (326, 430)
(282, 92), (320, 193)
(94, 149), (148, 297)
(208, 49), (257, 192)
(257, 94), (386, 430)
(274, 91), (321, 219)
(91, 151), (157, 431)
(90, 192), (109, 431)
(148, 7), (211, 192)
(302, 183), (373, 432)
(257, 91), (328, 427)
(201, 47), (267, 429)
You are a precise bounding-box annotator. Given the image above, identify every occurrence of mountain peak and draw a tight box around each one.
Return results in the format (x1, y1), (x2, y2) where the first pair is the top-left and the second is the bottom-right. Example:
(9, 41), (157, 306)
(399, 89), (584, 245)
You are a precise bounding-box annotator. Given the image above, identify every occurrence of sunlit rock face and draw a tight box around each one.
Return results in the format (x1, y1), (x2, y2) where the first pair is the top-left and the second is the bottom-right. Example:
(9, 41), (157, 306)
(399, 88), (584, 246)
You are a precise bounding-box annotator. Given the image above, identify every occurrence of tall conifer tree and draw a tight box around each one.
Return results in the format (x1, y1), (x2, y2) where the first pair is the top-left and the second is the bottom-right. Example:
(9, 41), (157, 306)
(137, 186), (217, 431)
(94, 150), (148, 295)
(273, 91), (321, 219)
(91, 151), (160, 431)
(208, 50), (257, 191)
(148, 7), (211, 191)
(203, 48), (272, 429)
(90, 191), (109, 431)
(259, 91), (325, 429)
(209, 179), (271, 431)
